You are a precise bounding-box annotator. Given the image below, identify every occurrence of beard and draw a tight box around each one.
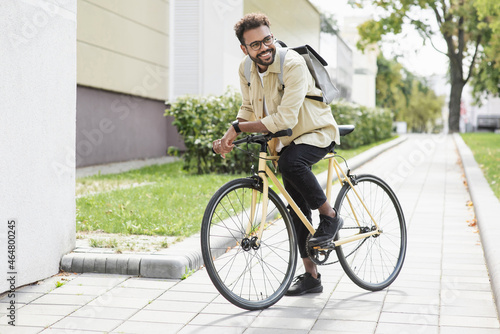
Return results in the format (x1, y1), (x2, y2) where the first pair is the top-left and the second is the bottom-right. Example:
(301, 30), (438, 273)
(248, 47), (276, 68)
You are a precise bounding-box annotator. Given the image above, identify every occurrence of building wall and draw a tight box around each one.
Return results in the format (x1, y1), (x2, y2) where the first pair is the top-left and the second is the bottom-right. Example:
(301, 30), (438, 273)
(341, 16), (378, 108)
(76, 86), (185, 167)
(320, 32), (353, 101)
(77, 0), (168, 100)
(170, 0), (322, 99)
(76, 0), (175, 167)
(170, 0), (244, 98)
(244, 0), (321, 49)
(0, 1), (76, 292)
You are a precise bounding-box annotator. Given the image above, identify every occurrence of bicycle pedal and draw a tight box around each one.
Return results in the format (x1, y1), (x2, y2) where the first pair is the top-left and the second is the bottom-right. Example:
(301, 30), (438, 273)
(313, 241), (335, 250)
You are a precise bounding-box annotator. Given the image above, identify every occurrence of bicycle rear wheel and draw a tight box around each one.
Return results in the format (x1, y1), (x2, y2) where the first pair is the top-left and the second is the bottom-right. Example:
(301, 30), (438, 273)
(334, 174), (406, 291)
(201, 177), (297, 310)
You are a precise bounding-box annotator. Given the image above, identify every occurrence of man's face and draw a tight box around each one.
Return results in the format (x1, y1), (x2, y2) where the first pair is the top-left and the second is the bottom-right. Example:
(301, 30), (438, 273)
(240, 25), (276, 72)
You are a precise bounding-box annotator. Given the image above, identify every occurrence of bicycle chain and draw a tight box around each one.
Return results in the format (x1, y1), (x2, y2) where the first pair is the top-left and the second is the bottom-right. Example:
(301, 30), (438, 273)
(306, 227), (368, 266)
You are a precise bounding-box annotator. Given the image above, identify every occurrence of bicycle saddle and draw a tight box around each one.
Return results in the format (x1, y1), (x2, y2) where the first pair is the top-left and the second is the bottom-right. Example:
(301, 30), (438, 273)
(338, 125), (355, 137)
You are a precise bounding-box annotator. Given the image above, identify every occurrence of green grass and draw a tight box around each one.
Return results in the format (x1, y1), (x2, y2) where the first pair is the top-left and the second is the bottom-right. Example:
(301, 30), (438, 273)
(77, 162), (241, 236)
(461, 133), (500, 199)
(76, 135), (398, 237)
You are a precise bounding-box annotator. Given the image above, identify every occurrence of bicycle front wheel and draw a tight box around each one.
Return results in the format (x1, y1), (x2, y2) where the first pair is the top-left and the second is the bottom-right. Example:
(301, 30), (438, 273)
(334, 174), (407, 291)
(201, 178), (297, 310)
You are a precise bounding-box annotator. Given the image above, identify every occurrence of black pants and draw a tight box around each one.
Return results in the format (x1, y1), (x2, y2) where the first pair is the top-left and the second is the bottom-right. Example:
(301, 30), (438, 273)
(278, 142), (335, 258)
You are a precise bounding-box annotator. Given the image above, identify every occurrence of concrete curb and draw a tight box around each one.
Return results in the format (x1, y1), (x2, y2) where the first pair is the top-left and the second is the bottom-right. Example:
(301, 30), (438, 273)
(454, 133), (500, 317)
(62, 136), (408, 279)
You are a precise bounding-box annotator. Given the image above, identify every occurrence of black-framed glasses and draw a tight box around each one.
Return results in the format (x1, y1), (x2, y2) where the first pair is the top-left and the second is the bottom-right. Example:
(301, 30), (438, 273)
(245, 34), (274, 51)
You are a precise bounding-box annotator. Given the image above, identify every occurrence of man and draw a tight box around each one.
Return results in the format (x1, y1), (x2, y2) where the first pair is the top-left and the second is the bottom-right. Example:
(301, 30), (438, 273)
(212, 13), (343, 296)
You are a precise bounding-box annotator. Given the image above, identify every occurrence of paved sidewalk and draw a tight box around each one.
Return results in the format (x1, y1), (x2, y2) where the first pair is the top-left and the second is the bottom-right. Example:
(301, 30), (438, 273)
(1, 134), (499, 333)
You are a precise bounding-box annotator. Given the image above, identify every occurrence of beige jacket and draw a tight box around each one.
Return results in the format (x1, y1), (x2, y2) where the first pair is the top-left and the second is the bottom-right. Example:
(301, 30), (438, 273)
(236, 49), (340, 155)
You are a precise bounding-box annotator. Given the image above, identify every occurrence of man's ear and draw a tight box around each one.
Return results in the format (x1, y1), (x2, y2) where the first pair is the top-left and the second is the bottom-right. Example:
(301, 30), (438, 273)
(240, 44), (248, 55)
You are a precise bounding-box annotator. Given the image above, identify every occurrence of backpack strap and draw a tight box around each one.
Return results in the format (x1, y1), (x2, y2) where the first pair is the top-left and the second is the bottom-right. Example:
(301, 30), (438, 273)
(244, 56), (252, 86)
(277, 47), (288, 89)
(278, 47), (324, 102)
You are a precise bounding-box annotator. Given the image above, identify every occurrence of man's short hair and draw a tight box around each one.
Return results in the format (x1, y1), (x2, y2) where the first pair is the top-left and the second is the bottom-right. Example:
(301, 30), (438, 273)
(234, 13), (271, 45)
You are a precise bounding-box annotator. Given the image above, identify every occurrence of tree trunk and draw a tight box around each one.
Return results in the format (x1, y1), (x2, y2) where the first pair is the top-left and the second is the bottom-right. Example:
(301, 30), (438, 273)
(448, 79), (464, 133)
(448, 57), (466, 133)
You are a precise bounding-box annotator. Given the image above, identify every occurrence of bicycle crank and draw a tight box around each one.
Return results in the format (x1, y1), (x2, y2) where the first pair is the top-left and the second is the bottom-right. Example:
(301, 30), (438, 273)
(306, 234), (336, 265)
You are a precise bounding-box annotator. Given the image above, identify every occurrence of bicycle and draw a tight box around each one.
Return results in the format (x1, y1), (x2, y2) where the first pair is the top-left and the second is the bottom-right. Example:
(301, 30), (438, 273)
(200, 125), (407, 310)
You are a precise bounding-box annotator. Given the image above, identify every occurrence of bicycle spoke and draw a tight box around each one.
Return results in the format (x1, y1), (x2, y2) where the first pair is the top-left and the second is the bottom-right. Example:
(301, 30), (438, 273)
(335, 174), (407, 291)
(201, 178), (297, 310)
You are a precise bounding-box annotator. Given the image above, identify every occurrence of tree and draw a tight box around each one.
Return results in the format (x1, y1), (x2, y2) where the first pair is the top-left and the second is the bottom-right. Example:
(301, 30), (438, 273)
(375, 55), (406, 120)
(321, 13), (339, 35)
(376, 54), (444, 132)
(354, 0), (499, 133)
(470, 0), (500, 103)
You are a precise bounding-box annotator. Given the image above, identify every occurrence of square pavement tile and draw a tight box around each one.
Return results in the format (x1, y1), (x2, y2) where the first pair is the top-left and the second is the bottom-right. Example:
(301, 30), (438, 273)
(440, 315), (500, 329)
(177, 324), (246, 334)
(17, 304), (80, 316)
(245, 328), (308, 334)
(118, 278), (179, 290)
(382, 302), (439, 315)
(0, 292), (44, 304)
(87, 295), (151, 309)
(65, 274), (130, 287)
(101, 286), (165, 299)
(112, 320), (184, 334)
(0, 325), (44, 334)
(440, 305), (498, 318)
(40, 329), (111, 334)
(375, 322), (438, 334)
(0, 313), (63, 327)
(189, 313), (256, 327)
(30, 294), (95, 306)
(250, 316), (315, 331)
(325, 298), (383, 311)
(200, 302), (260, 316)
(168, 282), (219, 294)
(49, 316), (123, 332)
(48, 284), (111, 296)
(319, 308), (380, 322)
(440, 326), (500, 334)
(128, 309), (197, 324)
(312, 319), (377, 332)
(379, 311), (439, 326)
(157, 290), (218, 303)
(71, 305), (138, 320)
(145, 299), (206, 313)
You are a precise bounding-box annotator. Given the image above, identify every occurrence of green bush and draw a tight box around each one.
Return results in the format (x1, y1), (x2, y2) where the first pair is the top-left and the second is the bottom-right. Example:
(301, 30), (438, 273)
(166, 91), (394, 174)
(332, 100), (393, 149)
(165, 89), (256, 174)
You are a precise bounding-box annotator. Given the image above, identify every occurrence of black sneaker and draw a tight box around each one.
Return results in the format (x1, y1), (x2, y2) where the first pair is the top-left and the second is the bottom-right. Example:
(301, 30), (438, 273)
(285, 273), (323, 296)
(308, 214), (343, 247)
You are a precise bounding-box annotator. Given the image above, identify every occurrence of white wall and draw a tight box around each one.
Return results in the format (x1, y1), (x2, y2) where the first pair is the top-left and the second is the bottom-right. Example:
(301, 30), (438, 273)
(170, 0), (243, 99)
(0, 0), (76, 292)
(201, 0), (244, 96)
(341, 16), (378, 108)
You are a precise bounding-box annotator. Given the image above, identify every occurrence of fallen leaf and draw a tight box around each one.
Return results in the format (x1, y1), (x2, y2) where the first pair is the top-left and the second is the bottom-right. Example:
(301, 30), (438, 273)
(468, 218), (477, 227)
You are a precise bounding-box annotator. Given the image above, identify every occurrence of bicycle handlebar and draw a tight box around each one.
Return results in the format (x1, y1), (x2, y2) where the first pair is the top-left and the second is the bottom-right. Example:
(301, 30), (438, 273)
(233, 128), (293, 146)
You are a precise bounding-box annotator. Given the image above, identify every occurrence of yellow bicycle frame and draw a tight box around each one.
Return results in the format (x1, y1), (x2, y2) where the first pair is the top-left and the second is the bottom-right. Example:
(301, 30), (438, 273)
(249, 151), (381, 249)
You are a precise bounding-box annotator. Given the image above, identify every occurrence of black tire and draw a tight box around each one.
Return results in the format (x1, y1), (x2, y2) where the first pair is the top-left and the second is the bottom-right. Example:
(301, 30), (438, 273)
(334, 174), (407, 291)
(201, 178), (297, 310)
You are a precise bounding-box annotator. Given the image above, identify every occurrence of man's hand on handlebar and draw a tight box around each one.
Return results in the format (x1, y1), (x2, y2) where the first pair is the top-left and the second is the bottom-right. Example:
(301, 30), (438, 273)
(213, 126), (237, 159)
(212, 119), (273, 158)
